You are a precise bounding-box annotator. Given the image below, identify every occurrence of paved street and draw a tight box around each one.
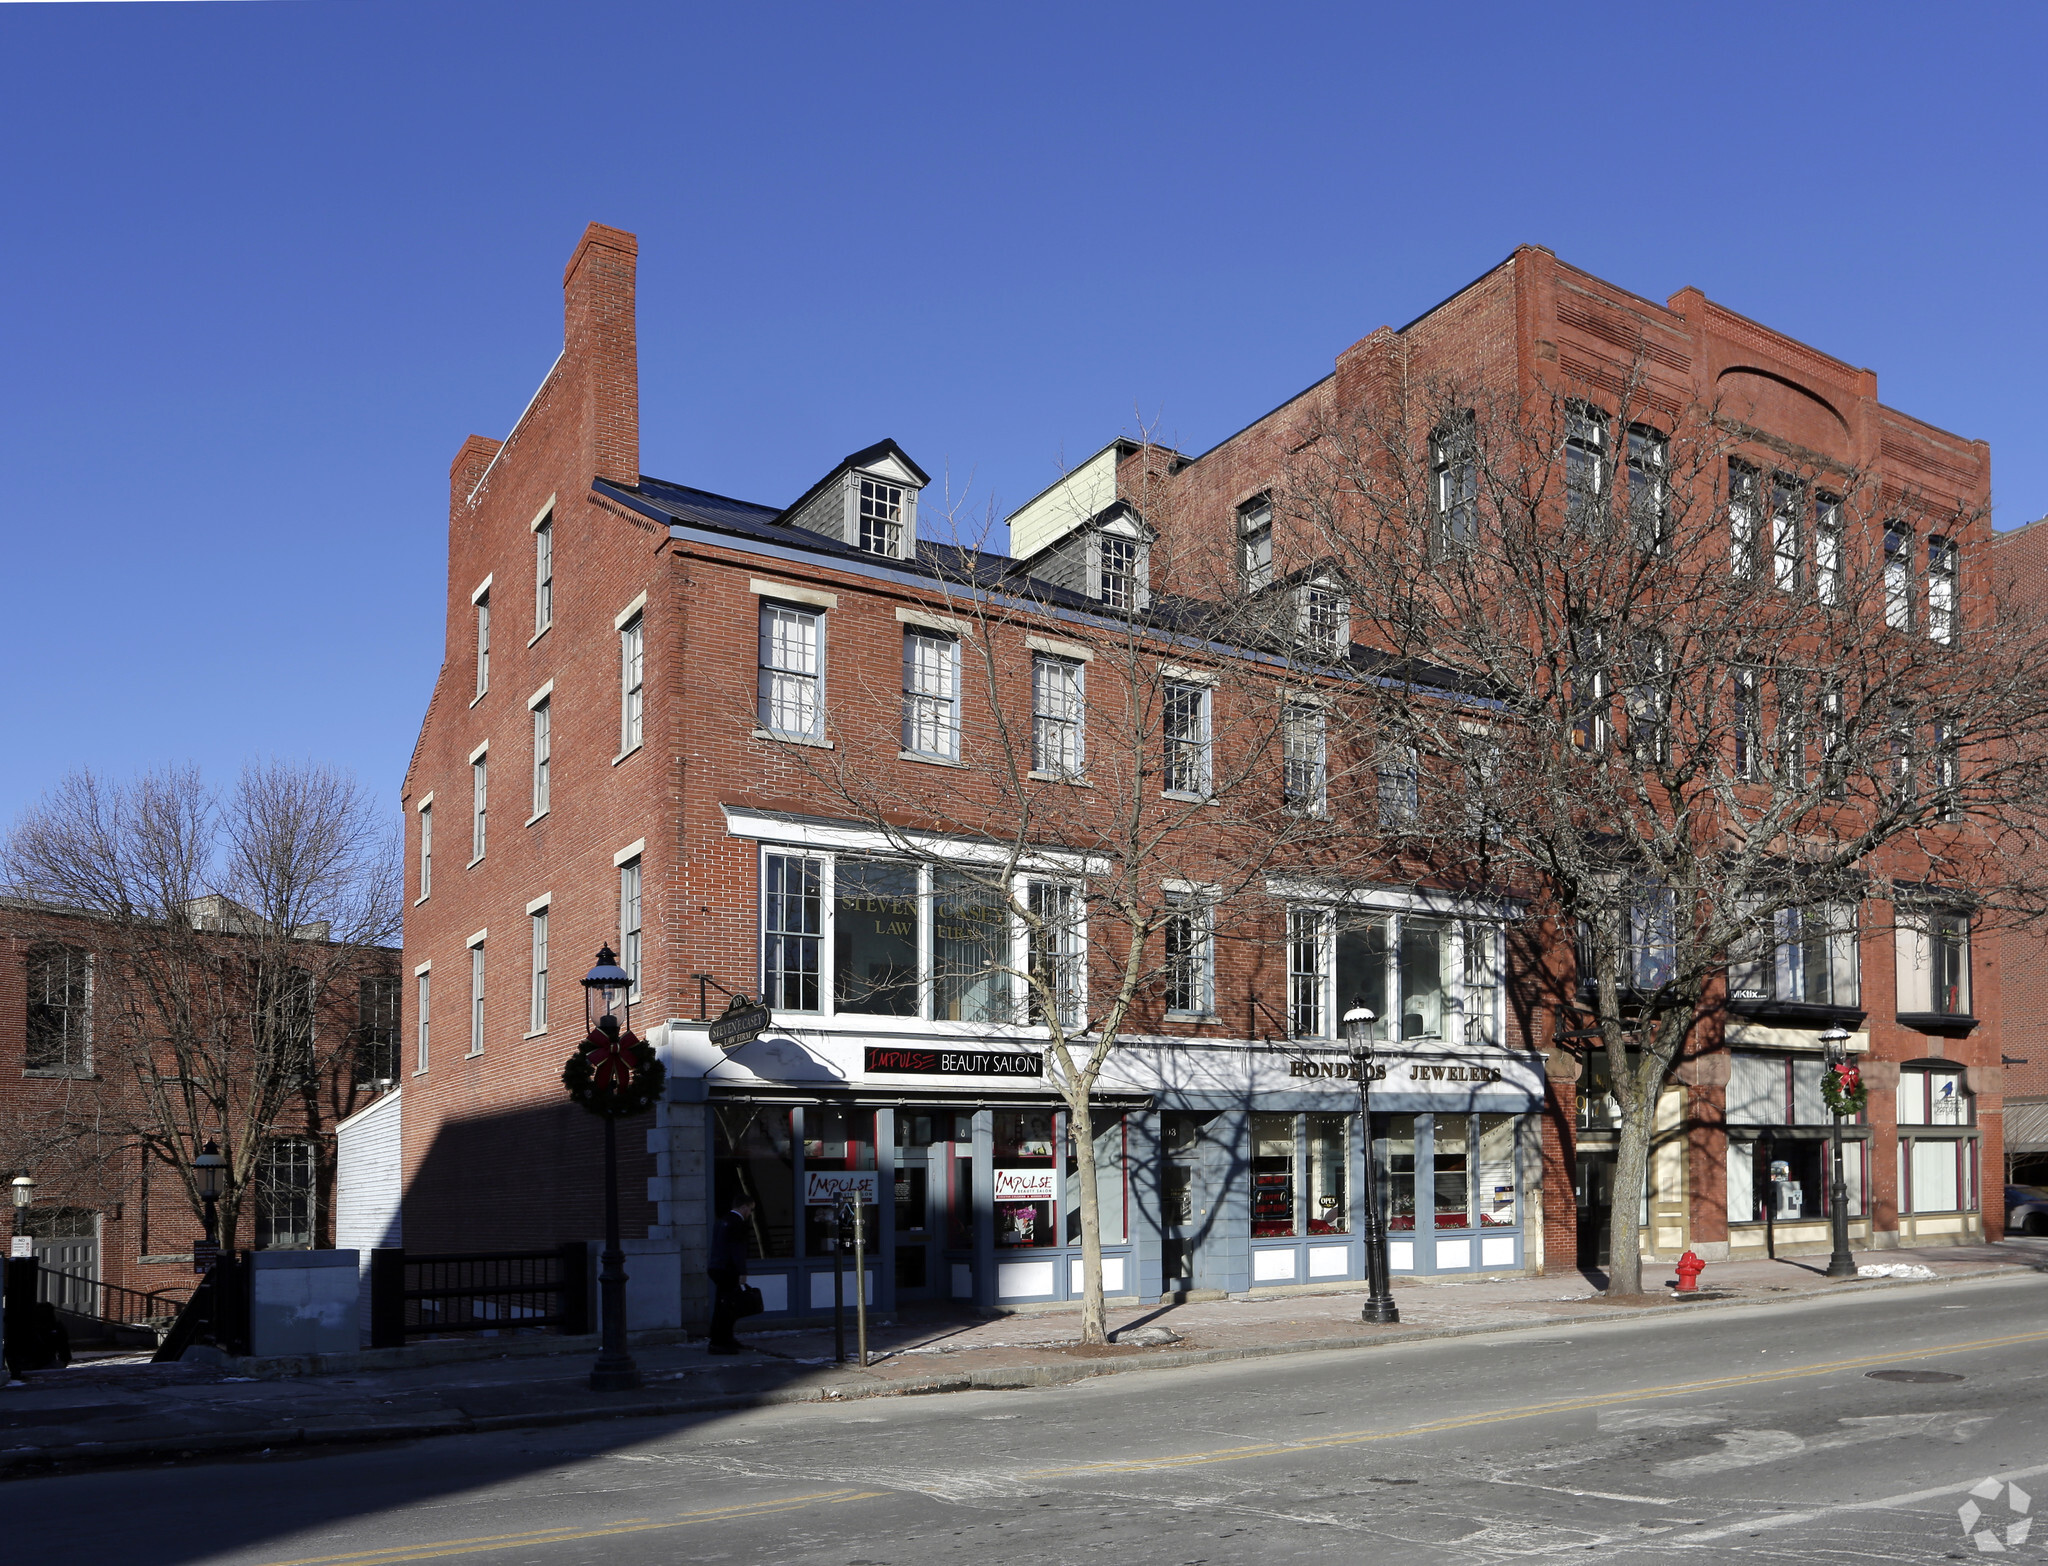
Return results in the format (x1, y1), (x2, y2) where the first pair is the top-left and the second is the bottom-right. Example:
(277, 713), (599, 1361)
(10, 1269), (2048, 1565)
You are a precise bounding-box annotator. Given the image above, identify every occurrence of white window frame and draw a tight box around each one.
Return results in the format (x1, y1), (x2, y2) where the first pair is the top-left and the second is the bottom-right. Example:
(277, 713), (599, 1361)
(619, 610), (644, 756)
(1377, 743), (1419, 827)
(1097, 530), (1145, 610)
(1728, 900), (1860, 1007)
(758, 601), (825, 741)
(858, 474), (905, 557)
(1771, 476), (1802, 592)
(1928, 535), (1958, 645)
(533, 512), (553, 636)
(1626, 425), (1668, 552)
(468, 938), (486, 1058)
(529, 905), (549, 1034)
(1294, 579), (1348, 656)
(414, 967), (430, 1074)
(473, 583), (491, 702)
(1162, 889), (1214, 1018)
(1032, 654), (1086, 777)
(1238, 496), (1274, 591)
(1895, 907), (1971, 1019)
(1288, 906), (1327, 1039)
(1565, 402), (1608, 529)
(620, 856), (643, 1003)
(1815, 495), (1843, 606)
(1162, 679), (1212, 798)
(902, 629), (961, 761)
(1432, 415), (1478, 547)
(417, 797), (433, 902)
(1280, 893), (1505, 1047)
(1283, 701), (1328, 816)
(1729, 461), (1759, 578)
(1884, 520), (1914, 631)
(470, 749), (487, 865)
(530, 693), (551, 819)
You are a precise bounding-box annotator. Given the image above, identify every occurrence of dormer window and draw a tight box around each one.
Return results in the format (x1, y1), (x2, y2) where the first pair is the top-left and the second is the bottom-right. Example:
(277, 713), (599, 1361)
(859, 476), (904, 556)
(1295, 579), (1346, 654)
(1238, 497), (1274, 591)
(1100, 535), (1140, 609)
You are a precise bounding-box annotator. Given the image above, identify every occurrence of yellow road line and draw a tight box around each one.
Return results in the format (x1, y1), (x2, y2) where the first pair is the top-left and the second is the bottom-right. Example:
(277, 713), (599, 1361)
(253, 1490), (885, 1566)
(1030, 1325), (2048, 1478)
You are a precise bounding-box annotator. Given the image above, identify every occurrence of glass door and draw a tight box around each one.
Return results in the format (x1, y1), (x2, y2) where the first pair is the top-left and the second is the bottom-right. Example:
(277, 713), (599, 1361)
(892, 1109), (940, 1298)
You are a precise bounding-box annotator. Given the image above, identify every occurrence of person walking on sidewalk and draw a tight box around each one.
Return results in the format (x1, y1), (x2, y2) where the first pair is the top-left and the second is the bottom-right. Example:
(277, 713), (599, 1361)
(707, 1196), (757, 1354)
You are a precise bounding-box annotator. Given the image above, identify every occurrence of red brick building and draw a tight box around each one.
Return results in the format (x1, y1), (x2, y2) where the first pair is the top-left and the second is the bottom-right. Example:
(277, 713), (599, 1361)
(2, 900), (400, 1311)
(1992, 516), (2048, 1197)
(401, 229), (2004, 1331)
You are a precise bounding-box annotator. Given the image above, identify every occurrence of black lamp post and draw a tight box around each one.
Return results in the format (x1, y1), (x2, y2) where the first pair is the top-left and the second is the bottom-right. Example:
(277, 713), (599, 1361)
(1820, 1024), (1859, 1279)
(582, 946), (643, 1392)
(193, 1142), (225, 1264)
(1344, 997), (1400, 1325)
(10, 1173), (33, 1241)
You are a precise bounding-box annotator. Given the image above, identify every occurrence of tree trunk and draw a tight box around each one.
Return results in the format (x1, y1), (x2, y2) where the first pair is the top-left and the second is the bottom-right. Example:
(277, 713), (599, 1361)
(1068, 1091), (1106, 1343)
(1606, 1092), (1652, 1296)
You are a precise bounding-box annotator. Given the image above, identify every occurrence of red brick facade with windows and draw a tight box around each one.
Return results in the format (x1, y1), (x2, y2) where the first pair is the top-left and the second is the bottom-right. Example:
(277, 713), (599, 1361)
(1992, 516), (2048, 1188)
(403, 229), (2002, 1326)
(1, 903), (399, 1307)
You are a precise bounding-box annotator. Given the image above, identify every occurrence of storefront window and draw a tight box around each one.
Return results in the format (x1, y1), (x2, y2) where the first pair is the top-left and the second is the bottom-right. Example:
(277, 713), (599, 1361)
(714, 1105), (797, 1257)
(801, 1106), (877, 1255)
(1432, 1115), (1469, 1227)
(1901, 1135), (1976, 1213)
(1307, 1114), (1348, 1234)
(835, 861), (920, 1015)
(1251, 1113), (1297, 1237)
(932, 870), (1010, 1022)
(1065, 1113), (1128, 1245)
(1382, 1114), (1417, 1231)
(1477, 1114), (1516, 1225)
(1577, 1051), (1626, 1130)
(994, 1110), (1056, 1248)
(1898, 1067), (1971, 1126)
(1727, 1136), (1867, 1221)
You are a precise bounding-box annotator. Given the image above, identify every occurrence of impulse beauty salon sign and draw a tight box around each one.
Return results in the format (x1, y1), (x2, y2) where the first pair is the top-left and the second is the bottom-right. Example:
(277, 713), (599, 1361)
(864, 1047), (1044, 1077)
(804, 1170), (880, 1206)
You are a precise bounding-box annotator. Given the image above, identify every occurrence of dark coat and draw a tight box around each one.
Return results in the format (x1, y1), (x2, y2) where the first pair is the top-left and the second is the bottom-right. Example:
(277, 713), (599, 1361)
(708, 1209), (753, 1276)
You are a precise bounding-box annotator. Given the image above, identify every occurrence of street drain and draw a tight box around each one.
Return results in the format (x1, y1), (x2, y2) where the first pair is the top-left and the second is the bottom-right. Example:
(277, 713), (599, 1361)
(1867, 1369), (1966, 1383)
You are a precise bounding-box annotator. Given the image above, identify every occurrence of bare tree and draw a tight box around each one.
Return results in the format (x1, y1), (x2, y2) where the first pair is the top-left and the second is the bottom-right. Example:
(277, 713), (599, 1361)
(1267, 364), (2048, 1294)
(749, 458), (1320, 1342)
(3, 760), (401, 1250)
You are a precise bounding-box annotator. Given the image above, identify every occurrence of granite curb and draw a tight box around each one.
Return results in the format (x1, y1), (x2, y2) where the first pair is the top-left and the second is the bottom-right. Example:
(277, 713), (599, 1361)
(0, 1262), (2027, 1478)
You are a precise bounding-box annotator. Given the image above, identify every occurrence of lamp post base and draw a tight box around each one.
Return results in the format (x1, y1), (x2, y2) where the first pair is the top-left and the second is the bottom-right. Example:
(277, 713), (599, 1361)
(1824, 1249), (1858, 1279)
(1361, 1297), (1401, 1325)
(589, 1356), (643, 1392)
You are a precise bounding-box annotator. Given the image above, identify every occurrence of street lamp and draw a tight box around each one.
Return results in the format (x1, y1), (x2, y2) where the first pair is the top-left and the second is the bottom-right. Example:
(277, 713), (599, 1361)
(193, 1141), (225, 1265)
(1344, 997), (1400, 1325)
(1819, 1025), (1858, 1279)
(11, 1173), (33, 1239)
(581, 946), (643, 1393)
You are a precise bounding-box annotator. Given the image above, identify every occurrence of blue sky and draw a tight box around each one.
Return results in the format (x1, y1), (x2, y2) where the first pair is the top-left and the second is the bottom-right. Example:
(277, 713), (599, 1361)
(4, 2), (2045, 830)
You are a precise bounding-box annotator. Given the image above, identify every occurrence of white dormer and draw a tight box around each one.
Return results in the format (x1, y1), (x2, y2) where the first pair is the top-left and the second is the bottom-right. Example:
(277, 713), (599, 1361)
(778, 439), (930, 560)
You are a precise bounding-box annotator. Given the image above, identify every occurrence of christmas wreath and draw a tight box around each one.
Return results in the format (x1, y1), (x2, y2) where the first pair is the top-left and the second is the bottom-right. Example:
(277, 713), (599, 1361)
(1820, 1059), (1867, 1118)
(563, 1019), (666, 1118)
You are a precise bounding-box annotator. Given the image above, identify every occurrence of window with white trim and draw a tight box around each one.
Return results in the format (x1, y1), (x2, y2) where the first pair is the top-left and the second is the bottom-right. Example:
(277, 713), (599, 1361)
(1295, 581), (1346, 654)
(1027, 878), (1083, 1028)
(475, 592), (490, 698)
(1815, 495), (1843, 605)
(1032, 654), (1084, 776)
(1626, 426), (1667, 552)
(762, 853), (823, 1011)
(1565, 403), (1607, 530)
(1732, 666), (1759, 780)
(1163, 892), (1212, 1017)
(534, 517), (553, 634)
(1729, 460), (1759, 578)
(1163, 680), (1211, 797)
(759, 603), (822, 739)
(1934, 716), (1963, 822)
(530, 908), (548, 1033)
(415, 971), (430, 1073)
(1771, 476), (1802, 592)
(620, 857), (643, 1003)
(620, 613), (644, 753)
(531, 697), (551, 817)
(1432, 413), (1478, 546)
(1099, 533), (1143, 609)
(902, 630), (960, 760)
(1238, 496), (1273, 590)
(858, 475), (904, 556)
(1283, 702), (1327, 814)
(1377, 744), (1418, 827)
(1897, 1066), (1976, 1215)
(471, 756), (487, 862)
(1290, 906), (1500, 1046)
(418, 803), (432, 898)
(1288, 907), (1326, 1039)
(355, 976), (399, 1088)
(256, 1137), (316, 1250)
(469, 943), (485, 1056)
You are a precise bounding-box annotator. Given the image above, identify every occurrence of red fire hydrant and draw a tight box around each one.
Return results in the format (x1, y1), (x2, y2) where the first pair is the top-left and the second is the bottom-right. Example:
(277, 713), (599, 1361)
(1674, 1250), (1707, 1293)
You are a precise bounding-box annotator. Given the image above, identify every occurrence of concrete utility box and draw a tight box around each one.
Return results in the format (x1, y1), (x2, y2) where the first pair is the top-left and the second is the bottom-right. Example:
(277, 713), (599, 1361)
(248, 1250), (360, 1357)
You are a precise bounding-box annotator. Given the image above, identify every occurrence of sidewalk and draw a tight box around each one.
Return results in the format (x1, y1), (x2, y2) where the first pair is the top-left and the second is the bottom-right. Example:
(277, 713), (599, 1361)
(4, 1240), (2042, 1475)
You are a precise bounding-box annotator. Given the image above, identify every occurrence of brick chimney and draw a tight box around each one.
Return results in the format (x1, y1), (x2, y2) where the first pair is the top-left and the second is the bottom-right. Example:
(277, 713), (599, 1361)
(563, 223), (640, 487)
(449, 434), (502, 519)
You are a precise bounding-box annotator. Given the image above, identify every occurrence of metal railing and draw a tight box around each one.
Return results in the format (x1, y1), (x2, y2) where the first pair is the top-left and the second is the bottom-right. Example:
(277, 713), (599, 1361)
(369, 1243), (589, 1348)
(38, 1267), (193, 1339)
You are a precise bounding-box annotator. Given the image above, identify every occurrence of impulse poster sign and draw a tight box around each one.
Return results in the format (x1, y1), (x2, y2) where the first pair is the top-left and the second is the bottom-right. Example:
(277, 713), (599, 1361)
(864, 1046), (1043, 1078)
(804, 1170), (880, 1206)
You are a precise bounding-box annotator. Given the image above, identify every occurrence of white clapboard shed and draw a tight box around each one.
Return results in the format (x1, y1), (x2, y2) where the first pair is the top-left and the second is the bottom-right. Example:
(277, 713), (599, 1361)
(335, 1088), (403, 1345)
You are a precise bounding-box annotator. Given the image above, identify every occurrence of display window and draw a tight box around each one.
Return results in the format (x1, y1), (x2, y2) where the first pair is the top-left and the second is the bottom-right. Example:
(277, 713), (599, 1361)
(1899, 1135), (1978, 1213)
(1728, 1137), (1866, 1220)
(1378, 1113), (1518, 1232)
(1251, 1113), (1297, 1237)
(713, 1105), (797, 1257)
(994, 1109), (1057, 1248)
(1306, 1115), (1348, 1234)
(1385, 1114), (1419, 1231)
(801, 1106), (877, 1255)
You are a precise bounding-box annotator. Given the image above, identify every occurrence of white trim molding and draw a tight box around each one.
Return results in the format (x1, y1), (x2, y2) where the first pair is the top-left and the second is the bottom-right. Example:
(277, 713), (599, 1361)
(1026, 633), (1094, 662)
(467, 739), (489, 764)
(895, 605), (968, 635)
(613, 838), (646, 867)
(466, 928), (488, 949)
(525, 892), (552, 915)
(529, 496), (557, 533)
(413, 960), (432, 977)
(526, 679), (554, 709)
(470, 574), (494, 605)
(614, 591), (648, 630)
(1160, 664), (1218, 685)
(416, 792), (433, 811)
(719, 803), (1101, 874)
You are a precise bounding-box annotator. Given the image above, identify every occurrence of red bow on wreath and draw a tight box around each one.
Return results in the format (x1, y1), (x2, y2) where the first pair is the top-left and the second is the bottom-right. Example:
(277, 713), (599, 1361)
(584, 1025), (639, 1092)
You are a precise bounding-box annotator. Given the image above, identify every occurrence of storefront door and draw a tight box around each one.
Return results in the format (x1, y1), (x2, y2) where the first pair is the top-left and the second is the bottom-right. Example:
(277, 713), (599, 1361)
(1576, 1152), (1614, 1268)
(1160, 1112), (1212, 1291)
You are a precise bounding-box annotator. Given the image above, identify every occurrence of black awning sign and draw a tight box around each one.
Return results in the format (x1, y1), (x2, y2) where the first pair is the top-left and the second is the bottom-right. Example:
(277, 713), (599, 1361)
(865, 1046), (1043, 1077)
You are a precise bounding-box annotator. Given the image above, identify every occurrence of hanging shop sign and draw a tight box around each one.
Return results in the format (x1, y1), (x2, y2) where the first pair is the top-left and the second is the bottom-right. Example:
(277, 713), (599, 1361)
(993, 1167), (1058, 1201)
(864, 1046), (1044, 1077)
(804, 1170), (880, 1206)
